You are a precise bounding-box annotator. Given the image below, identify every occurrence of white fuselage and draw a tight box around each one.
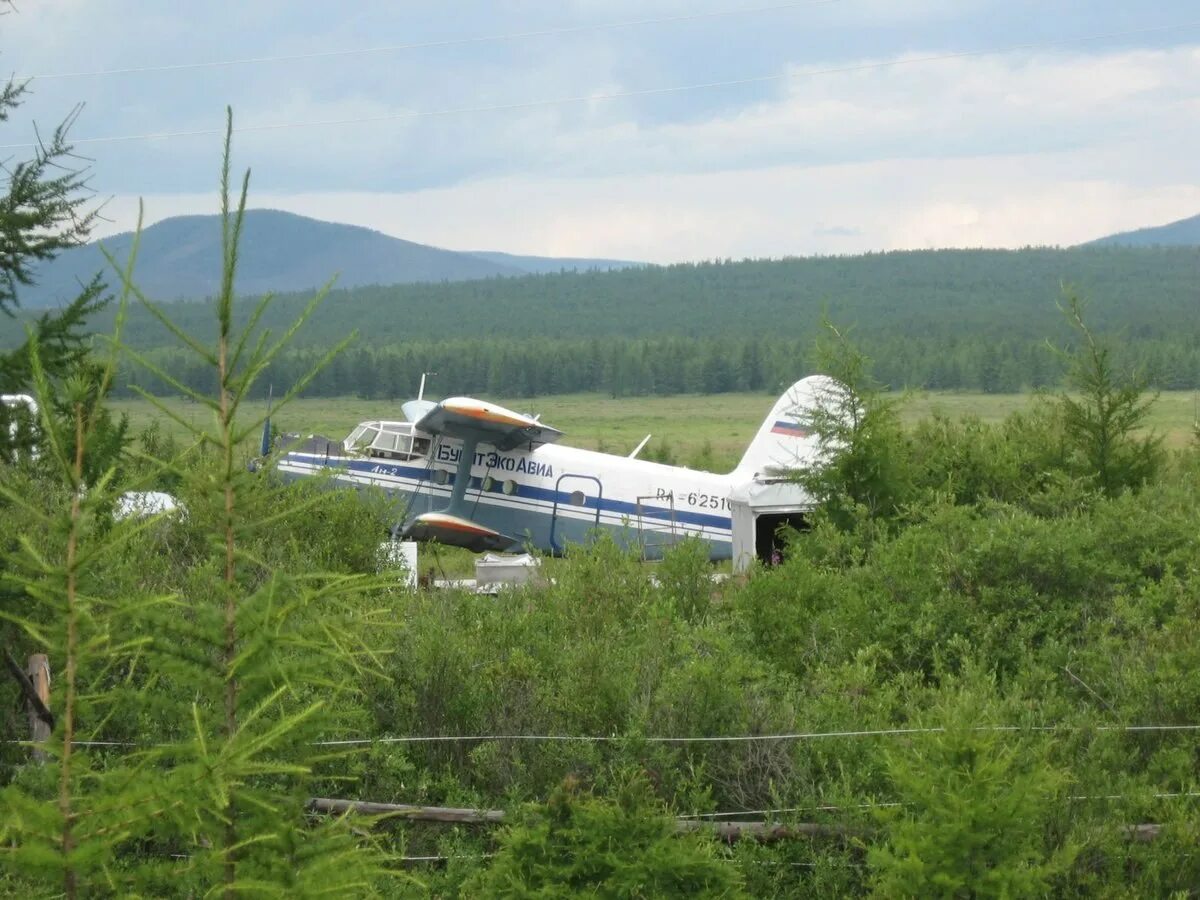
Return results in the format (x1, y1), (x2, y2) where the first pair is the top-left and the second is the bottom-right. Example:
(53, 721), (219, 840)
(277, 375), (839, 560)
(279, 433), (737, 559)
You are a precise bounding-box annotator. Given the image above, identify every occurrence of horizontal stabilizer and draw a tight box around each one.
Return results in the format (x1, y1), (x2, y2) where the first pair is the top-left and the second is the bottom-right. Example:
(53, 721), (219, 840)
(402, 512), (519, 553)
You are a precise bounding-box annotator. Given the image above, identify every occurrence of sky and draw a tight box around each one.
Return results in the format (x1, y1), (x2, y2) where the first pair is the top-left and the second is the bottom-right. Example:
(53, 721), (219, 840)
(4, 1), (1200, 262)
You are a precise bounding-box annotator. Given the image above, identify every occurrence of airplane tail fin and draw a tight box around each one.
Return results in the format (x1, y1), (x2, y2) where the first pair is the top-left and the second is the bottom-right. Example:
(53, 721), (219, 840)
(732, 375), (845, 478)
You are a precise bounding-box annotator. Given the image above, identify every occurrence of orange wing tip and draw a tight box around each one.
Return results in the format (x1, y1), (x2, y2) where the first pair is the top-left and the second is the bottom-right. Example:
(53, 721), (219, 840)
(413, 512), (501, 536)
(441, 399), (536, 430)
(404, 512), (518, 553)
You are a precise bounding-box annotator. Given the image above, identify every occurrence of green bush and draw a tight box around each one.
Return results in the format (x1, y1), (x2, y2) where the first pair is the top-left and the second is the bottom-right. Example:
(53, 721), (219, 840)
(468, 774), (746, 898)
(867, 675), (1075, 898)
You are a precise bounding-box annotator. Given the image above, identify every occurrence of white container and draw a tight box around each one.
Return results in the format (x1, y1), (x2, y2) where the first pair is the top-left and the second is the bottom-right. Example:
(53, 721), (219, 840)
(475, 552), (541, 587)
(378, 540), (419, 589)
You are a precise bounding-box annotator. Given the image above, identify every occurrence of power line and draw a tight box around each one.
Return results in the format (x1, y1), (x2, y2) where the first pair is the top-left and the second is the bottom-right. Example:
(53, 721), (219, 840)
(679, 792), (1200, 819)
(310, 722), (1200, 747)
(1, 18), (1197, 152)
(19, 1), (844, 81)
(9, 721), (1200, 750)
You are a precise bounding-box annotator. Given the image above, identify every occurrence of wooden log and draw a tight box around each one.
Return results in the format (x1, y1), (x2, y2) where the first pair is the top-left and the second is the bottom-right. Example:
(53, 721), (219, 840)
(308, 797), (1164, 847)
(307, 798), (507, 824)
(27, 654), (50, 761)
(1124, 824), (1162, 843)
(307, 798), (852, 842)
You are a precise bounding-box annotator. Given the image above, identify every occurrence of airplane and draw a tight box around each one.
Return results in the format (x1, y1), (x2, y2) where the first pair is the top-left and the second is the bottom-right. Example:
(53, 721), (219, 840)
(2, 393), (182, 518)
(274, 376), (837, 562)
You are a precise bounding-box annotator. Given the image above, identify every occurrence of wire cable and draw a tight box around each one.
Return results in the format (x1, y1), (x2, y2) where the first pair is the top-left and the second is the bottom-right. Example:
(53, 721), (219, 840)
(308, 722), (1200, 747)
(7, 721), (1200, 751)
(19, 1), (844, 81)
(677, 791), (1200, 819)
(2, 19), (1197, 151)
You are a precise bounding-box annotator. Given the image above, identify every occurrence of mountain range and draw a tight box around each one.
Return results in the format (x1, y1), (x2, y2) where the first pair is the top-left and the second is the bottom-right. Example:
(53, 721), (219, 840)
(20, 209), (642, 308)
(1080, 212), (1200, 248)
(18, 207), (1200, 310)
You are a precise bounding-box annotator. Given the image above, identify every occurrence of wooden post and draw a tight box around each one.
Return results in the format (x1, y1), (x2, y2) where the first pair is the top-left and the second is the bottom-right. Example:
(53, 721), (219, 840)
(27, 653), (50, 761)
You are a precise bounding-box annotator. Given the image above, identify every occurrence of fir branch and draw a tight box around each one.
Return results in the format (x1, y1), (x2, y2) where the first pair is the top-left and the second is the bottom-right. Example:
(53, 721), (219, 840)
(58, 401), (86, 899)
(226, 292), (274, 382)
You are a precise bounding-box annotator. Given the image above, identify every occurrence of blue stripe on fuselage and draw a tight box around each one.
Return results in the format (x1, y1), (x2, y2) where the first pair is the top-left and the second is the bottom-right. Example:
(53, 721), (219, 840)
(284, 452), (733, 531)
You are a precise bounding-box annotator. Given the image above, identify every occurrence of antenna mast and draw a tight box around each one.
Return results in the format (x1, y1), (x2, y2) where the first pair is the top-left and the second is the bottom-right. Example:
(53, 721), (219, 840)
(418, 371), (436, 402)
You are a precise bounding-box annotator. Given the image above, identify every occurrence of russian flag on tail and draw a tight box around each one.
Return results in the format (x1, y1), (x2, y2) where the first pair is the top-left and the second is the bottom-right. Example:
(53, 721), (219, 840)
(770, 420), (808, 438)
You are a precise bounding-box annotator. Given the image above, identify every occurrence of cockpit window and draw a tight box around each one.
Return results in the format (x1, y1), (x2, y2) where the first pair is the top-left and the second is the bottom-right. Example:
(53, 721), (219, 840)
(344, 420), (433, 461)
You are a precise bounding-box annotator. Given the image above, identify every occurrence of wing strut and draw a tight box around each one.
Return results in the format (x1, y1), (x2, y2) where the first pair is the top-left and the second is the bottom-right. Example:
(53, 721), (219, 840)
(445, 434), (479, 517)
(401, 432), (518, 552)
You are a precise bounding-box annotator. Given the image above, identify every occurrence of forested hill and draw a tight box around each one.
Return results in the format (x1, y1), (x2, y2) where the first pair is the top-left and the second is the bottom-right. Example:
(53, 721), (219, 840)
(84, 243), (1200, 398)
(99, 244), (1199, 349)
(19, 209), (643, 309)
(1083, 212), (1200, 247)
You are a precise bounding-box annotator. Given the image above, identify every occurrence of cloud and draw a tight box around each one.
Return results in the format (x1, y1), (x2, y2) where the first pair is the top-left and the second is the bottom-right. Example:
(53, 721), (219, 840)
(62, 40), (1200, 202)
(16, 3), (1198, 260)
(96, 146), (1200, 263)
(547, 44), (1200, 179)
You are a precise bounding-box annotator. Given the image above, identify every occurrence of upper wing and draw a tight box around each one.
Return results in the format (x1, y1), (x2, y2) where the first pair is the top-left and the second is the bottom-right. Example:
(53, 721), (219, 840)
(415, 397), (564, 451)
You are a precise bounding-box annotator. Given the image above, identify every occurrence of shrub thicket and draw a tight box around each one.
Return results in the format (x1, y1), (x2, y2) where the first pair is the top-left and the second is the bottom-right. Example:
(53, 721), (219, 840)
(5, 363), (1199, 895)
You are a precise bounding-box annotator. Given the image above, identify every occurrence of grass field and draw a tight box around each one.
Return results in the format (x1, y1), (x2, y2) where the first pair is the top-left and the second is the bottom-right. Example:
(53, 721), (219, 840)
(110, 389), (1199, 473)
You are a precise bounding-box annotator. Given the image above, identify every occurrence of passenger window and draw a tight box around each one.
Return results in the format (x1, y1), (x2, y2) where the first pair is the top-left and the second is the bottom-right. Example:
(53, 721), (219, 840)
(569, 490), (586, 507)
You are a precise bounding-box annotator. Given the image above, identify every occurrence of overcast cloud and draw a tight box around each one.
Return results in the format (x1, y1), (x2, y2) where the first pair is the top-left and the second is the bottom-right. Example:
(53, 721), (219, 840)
(4, 1), (1199, 261)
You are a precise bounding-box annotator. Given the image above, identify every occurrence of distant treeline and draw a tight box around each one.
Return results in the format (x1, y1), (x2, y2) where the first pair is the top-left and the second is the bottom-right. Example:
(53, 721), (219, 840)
(112, 333), (1200, 400)
(74, 245), (1200, 346)
(70, 244), (1198, 398)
